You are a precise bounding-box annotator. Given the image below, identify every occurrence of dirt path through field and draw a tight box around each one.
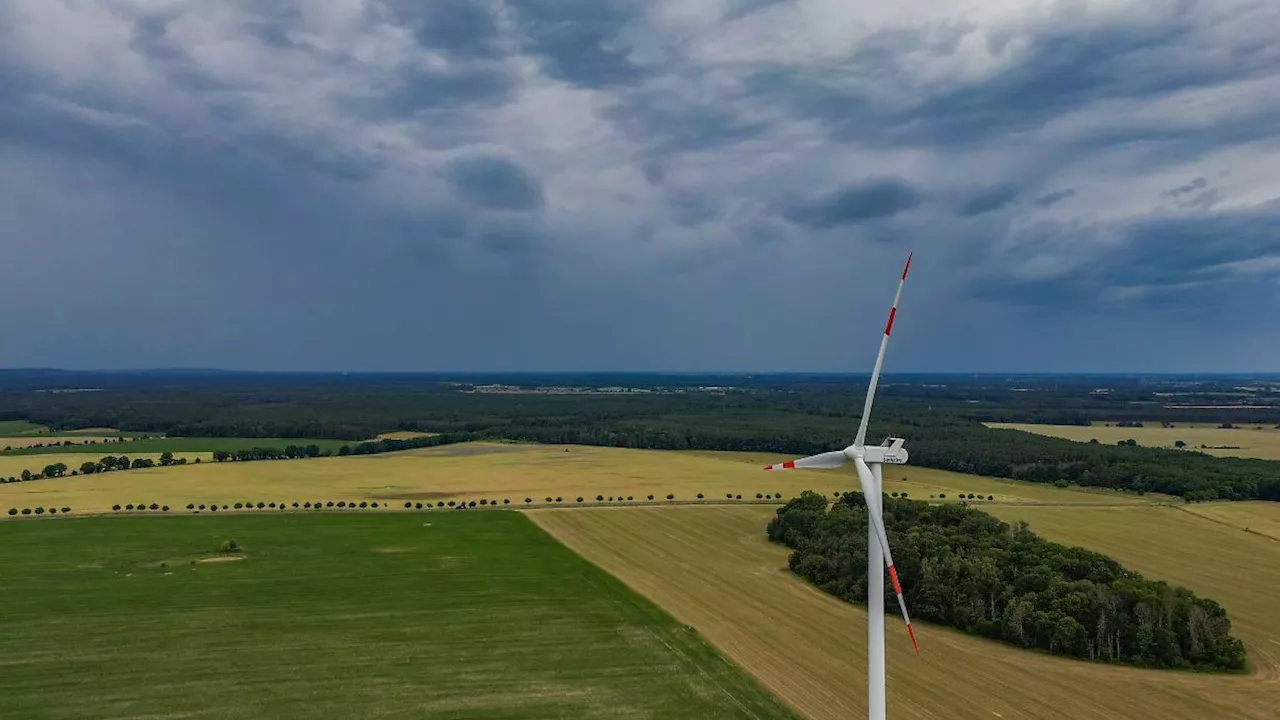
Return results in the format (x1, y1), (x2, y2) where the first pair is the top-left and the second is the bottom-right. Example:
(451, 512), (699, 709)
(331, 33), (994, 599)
(531, 505), (1279, 720)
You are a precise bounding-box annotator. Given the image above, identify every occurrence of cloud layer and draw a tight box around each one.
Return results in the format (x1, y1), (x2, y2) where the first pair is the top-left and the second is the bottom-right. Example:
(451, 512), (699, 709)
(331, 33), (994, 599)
(1, 0), (1278, 372)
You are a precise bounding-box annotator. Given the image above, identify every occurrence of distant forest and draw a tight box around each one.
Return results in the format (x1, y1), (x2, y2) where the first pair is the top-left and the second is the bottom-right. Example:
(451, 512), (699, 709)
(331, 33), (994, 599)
(768, 491), (1248, 671)
(1, 370), (1277, 501)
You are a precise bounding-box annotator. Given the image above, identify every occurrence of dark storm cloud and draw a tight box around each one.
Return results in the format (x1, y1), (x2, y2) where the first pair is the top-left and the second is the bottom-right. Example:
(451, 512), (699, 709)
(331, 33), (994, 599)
(722, 0), (795, 23)
(375, 0), (506, 59)
(350, 64), (518, 118)
(782, 177), (925, 228)
(508, 0), (648, 88)
(444, 153), (545, 211)
(746, 2), (1280, 148)
(972, 200), (1280, 311)
(957, 184), (1019, 217)
(1163, 177), (1208, 199)
(1035, 188), (1077, 207)
(603, 89), (768, 155)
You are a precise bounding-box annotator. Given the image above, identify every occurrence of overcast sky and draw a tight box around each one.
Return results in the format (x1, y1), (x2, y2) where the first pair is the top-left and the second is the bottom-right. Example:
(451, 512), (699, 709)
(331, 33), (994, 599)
(2, 0), (1278, 373)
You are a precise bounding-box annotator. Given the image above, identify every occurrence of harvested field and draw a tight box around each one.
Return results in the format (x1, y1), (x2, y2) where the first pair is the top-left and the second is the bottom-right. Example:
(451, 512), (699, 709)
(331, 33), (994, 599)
(986, 421), (1280, 460)
(1179, 500), (1280, 541)
(0, 442), (1150, 514)
(532, 505), (1279, 720)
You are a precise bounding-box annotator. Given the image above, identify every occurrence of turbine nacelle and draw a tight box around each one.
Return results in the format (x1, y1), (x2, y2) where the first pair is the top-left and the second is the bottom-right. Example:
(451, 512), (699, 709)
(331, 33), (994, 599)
(857, 437), (908, 465)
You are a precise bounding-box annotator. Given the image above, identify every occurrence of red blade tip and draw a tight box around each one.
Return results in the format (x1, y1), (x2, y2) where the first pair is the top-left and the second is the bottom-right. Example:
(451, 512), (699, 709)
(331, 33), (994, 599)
(902, 251), (913, 280)
(907, 623), (919, 655)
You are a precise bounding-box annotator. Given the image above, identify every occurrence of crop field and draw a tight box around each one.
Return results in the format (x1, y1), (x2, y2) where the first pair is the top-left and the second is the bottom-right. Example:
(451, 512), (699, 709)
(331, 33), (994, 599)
(0, 436), (352, 457)
(986, 421), (1280, 460)
(533, 505), (1280, 720)
(0, 512), (797, 720)
(0, 442), (1155, 515)
(1179, 500), (1280, 541)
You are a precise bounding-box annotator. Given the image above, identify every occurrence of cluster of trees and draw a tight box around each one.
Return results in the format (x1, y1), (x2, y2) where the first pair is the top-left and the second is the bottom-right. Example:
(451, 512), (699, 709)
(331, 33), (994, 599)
(3, 372), (1277, 502)
(767, 491), (1247, 671)
(111, 503), (170, 512)
(209, 433), (471, 463)
(8, 506), (72, 516)
(3, 452), (186, 485)
(2, 436), (133, 453)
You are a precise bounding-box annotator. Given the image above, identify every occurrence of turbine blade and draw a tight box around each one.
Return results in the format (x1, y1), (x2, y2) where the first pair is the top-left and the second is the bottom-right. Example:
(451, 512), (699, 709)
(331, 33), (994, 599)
(855, 457), (919, 655)
(853, 251), (912, 449)
(762, 450), (846, 471)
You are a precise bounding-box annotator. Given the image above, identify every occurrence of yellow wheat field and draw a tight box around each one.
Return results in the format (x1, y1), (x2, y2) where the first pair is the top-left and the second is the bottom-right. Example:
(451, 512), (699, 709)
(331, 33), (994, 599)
(533, 505), (1280, 720)
(0, 442), (1152, 514)
(986, 421), (1280, 460)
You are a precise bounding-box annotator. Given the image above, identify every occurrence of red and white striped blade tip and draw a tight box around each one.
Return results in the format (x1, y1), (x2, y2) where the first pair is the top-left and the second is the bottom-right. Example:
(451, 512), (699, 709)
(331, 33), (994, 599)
(906, 622), (919, 655)
(762, 461), (795, 470)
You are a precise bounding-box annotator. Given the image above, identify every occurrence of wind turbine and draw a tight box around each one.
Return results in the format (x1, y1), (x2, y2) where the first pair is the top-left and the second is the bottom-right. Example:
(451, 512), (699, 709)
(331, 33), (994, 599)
(763, 251), (917, 720)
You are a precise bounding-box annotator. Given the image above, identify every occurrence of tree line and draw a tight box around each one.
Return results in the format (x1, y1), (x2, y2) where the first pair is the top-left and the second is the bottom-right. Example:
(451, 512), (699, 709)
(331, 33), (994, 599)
(2, 374), (1277, 502)
(767, 491), (1247, 671)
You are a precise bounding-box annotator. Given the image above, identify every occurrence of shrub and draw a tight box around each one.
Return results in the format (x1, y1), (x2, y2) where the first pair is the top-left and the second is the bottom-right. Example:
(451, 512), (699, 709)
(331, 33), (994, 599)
(447, 501), (456, 507)
(21, 508), (32, 515)
(755, 493), (763, 499)
(324, 501), (333, 508)
(220, 538), (240, 553)
(35, 507), (45, 515)
(503, 498), (510, 505)
(938, 494), (946, 499)
(468, 500), (476, 507)
(555, 496), (563, 503)
(259, 502), (268, 509)
(437, 501), (445, 507)
(666, 493), (675, 500)
(304, 502), (312, 508)
(647, 494), (654, 500)
(292, 502), (300, 508)
(210, 505), (219, 512)
(525, 497), (533, 504)
(988, 495), (994, 501)
(596, 495), (604, 502)
(198, 504), (206, 510)
(269, 502), (277, 508)
(113, 504), (122, 511)
(608, 496), (614, 502)
(735, 494), (742, 499)
(414, 502), (423, 509)
(161, 505), (169, 512)
(125, 504), (134, 511)
(149, 503), (159, 510)
(696, 493), (704, 499)
(775, 493), (782, 499)
(7, 508), (16, 516)
(405, 502), (413, 509)
(576, 497), (584, 503)
(234, 502), (244, 509)
(900, 492), (908, 498)
(358, 501), (368, 508)
(726, 493), (733, 499)
(627, 496), (633, 501)
(834, 491), (841, 497)
(370, 502), (379, 508)
(479, 499), (488, 506)
(545, 496), (553, 503)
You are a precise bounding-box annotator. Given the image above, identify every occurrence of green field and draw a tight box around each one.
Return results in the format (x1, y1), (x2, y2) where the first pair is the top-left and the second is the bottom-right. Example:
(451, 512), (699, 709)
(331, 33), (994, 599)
(0, 512), (798, 719)
(0, 420), (52, 434)
(0, 436), (353, 457)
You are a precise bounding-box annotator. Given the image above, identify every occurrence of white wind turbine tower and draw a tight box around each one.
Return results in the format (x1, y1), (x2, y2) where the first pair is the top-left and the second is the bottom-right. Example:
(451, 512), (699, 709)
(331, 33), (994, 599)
(763, 251), (918, 720)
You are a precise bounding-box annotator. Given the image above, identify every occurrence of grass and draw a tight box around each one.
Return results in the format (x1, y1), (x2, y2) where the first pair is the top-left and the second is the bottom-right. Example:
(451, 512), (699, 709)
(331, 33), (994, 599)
(0, 512), (797, 720)
(0, 436), (353, 457)
(533, 505), (1280, 720)
(0, 442), (1158, 514)
(0, 420), (49, 434)
(986, 421), (1280, 460)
